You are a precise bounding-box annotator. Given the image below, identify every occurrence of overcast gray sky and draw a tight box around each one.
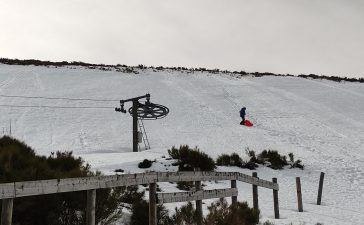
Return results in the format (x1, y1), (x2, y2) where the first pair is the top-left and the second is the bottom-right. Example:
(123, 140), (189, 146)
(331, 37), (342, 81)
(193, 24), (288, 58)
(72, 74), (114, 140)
(1, 0), (363, 78)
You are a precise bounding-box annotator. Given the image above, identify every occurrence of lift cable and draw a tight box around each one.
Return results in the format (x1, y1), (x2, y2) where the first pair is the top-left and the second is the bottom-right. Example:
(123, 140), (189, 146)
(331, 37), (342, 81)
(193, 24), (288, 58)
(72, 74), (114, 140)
(0, 94), (119, 102)
(0, 104), (114, 109)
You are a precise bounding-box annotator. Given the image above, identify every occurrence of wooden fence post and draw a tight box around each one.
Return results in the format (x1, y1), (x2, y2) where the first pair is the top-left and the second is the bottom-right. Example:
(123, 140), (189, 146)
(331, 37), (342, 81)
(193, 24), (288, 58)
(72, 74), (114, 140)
(296, 177), (303, 212)
(317, 172), (325, 205)
(231, 180), (237, 206)
(272, 178), (279, 219)
(86, 189), (96, 225)
(1, 198), (13, 225)
(149, 183), (157, 225)
(252, 172), (259, 210)
(195, 181), (203, 225)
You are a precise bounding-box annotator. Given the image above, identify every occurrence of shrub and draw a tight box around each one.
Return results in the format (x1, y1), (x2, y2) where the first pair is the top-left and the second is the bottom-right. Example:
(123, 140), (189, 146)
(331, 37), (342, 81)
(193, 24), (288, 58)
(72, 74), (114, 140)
(230, 153), (244, 167)
(257, 150), (288, 170)
(168, 145), (216, 171)
(167, 202), (197, 225)
(0, 136), (125, 225)
(138, 159), (153, 169)
(217, 149), (304, 171)
(216, 152), (258, 170)
(246, 150), (304, 170)
(96, 187), (134, 224)
(262, 221), (275, 225)
(176, 181), (194, 191)
(245, 148), (264, 165)
(243, 161), (259, 170)
(216, 154), (231, 166)
(216, 153), (243, 167)
(288, 153), (304, 169)
(204, 198), (260, 225)
(129, 198), (171, 225)
(129, 200), (148, 225)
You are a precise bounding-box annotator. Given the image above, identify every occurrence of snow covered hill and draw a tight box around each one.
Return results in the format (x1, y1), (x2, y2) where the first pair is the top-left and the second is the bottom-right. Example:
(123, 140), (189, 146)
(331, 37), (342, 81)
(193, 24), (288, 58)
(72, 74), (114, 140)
(0, 64), (363, 224)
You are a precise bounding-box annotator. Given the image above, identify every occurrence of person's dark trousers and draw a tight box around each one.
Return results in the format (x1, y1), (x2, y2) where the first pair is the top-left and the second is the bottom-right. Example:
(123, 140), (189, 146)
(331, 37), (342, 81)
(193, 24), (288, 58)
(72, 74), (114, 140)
(240, 118), (245, 125)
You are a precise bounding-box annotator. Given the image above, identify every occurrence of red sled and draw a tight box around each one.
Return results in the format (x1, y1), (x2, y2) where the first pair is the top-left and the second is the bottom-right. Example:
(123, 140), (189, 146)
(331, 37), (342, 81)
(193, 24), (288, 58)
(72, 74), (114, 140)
(240, 120), (253, 127)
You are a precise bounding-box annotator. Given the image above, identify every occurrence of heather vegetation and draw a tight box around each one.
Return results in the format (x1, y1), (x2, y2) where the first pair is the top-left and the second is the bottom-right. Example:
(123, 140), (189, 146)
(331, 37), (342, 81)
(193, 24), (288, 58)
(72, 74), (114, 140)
(1, 58), (362, 83)
(161, 199), (259, 225)
(0, 137), (302, 225)
(217, 148), (304, 170)
(168, 145), (216, 191)
(168, 145), (216, 171)
(204, 199), (259, 225)
(0, 136), (126, 225)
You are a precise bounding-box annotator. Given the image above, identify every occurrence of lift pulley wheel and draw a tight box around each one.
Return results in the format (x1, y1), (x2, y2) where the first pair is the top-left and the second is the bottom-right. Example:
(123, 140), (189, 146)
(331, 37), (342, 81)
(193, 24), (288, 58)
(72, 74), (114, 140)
(128, 102), (169, 120)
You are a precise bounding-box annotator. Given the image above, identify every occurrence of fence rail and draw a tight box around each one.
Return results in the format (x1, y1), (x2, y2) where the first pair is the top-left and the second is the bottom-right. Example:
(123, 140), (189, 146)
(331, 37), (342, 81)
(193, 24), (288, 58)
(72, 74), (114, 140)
(157, 188), (238, 204)
(0, 171), (278, 199)
(0, 171), (280, 225)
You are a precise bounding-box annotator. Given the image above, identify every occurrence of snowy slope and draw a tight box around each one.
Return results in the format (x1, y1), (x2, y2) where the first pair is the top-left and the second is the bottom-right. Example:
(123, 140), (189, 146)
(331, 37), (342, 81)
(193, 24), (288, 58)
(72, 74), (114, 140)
(0, 64), (363, 224)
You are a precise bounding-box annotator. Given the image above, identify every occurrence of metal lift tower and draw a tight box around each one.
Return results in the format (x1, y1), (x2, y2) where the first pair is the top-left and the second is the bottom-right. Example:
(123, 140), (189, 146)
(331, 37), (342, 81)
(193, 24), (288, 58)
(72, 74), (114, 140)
(115, 93), (169, 152)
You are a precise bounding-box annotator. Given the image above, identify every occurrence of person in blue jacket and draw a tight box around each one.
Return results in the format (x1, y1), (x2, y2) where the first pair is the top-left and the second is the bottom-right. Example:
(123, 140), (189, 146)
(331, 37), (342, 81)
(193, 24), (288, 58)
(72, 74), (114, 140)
(240, 107), (246, 125)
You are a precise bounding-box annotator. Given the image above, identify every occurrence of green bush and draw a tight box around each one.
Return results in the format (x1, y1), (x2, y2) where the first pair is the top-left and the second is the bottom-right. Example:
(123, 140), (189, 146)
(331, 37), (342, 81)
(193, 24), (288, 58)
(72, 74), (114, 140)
(138, 159), (153, 169)
(216, 152), (257, 170)
(168, 145), (216, 171)
(230, 153), (244, 167)
(129, 198), (171, 225)
(257, 150), (288, 170)
(163, 199), (259, 225)
(288, 153), (304, 169)
(176, 181), (195, 191)
(204, 199), (259, 225)
(217, 149), (304, 171)
(243, 161), (259, 170)
(216, 153), (244, 167)
(216, 154), (231, 166)
(246, 150), (304, 170)
(245, 148), (264, 165)
(167, 202), (197, 225)
(0, 136), (125, 225)
(129, 200), (149, 225)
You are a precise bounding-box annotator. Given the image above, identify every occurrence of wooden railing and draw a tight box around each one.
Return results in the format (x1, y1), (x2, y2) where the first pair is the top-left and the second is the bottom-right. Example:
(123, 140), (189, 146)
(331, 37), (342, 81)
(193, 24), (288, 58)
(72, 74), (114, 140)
(0, 171), (280, 225)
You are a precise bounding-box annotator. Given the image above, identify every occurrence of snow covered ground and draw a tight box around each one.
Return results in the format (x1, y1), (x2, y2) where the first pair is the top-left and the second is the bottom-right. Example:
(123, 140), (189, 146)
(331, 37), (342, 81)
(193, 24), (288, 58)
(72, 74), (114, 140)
(0, 64), (363, 224)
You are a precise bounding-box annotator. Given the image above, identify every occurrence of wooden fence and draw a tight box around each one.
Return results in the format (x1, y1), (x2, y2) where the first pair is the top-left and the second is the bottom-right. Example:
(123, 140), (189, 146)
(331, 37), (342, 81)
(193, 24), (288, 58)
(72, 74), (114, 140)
(0, 171), (279, 225)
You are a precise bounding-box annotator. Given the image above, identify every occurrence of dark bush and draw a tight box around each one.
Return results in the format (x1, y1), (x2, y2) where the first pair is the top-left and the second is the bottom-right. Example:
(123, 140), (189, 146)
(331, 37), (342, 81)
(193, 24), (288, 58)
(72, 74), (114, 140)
(244, 149), (262, 169)
(176, 181), (194, 191)
(168, 145), (216, 171)
(138, 159), (153, 169)
(204, 198), (259, 225)
(0, 136), (125, 225)
(230, 153), (244, 167)
(216, 154), (231, 166)
(217, 149), (304, 171)
(288, 153), (304, 169)
(130, 198), (171, 225)
(248, 149), (304, 170)
(166, 202), (197, 225)
(257, 150), (288, 170)
(216, 152), (258, 170)
(216, 153), (243, 167)
(1, 58), (362, 83)
(164, 199), (259, 225)
(243, 161), (259, 170)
